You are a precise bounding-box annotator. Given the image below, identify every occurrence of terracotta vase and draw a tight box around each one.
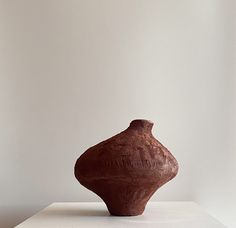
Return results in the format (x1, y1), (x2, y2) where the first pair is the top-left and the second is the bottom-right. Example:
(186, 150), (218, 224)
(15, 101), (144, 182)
(74, 119), (178, 216)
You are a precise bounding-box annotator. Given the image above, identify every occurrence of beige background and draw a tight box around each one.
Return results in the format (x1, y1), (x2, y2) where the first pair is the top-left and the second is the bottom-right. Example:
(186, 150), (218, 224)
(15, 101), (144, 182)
(0, 0), (235, 227)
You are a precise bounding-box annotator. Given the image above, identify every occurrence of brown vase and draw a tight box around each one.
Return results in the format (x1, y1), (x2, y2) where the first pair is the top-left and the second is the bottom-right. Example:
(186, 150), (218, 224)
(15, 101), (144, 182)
(74, 119), (178, 216)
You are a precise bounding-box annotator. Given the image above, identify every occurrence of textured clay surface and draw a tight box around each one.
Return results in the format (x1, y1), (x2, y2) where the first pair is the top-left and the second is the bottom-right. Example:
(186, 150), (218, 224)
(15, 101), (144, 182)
(74, 119), (178, 216)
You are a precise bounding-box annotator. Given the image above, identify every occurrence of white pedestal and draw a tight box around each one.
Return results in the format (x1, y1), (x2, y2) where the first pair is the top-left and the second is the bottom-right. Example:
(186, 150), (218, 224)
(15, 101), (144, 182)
(16, 202), (225, 228)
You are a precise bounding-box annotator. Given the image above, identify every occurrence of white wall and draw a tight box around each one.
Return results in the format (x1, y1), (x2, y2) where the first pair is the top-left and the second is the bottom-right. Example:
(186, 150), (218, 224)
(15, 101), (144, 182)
(0, 0), (235, 227)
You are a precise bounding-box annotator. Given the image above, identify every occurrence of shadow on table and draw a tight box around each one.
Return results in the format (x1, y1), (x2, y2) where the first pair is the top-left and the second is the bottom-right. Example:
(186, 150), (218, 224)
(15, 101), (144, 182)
(43, 207), (110, 217)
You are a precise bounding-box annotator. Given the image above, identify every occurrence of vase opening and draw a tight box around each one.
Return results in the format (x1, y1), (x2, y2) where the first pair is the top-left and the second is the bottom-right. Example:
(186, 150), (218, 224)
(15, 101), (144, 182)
(129, 119), (154, 132)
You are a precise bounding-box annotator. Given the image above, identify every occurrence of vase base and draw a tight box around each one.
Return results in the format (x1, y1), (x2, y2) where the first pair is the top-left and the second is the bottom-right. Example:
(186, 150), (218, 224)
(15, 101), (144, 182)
(106, 204), (145, 216)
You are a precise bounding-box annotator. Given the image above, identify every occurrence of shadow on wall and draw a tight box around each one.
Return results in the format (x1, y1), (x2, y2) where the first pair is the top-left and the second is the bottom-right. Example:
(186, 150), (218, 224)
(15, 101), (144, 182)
(0, 206), (43, 228)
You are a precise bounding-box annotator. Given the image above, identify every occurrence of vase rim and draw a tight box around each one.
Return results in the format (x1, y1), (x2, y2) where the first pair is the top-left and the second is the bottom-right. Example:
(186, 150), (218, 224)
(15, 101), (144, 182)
(129, 119), (154, 131)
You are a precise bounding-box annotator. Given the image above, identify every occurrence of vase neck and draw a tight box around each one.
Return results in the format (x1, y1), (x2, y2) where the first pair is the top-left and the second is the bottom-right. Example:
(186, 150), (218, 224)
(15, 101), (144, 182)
(128, 119), (154, 132)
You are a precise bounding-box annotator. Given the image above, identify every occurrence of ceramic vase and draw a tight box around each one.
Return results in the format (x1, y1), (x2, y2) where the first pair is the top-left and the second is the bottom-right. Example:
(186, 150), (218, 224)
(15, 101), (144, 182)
(74, 119), (178, 216)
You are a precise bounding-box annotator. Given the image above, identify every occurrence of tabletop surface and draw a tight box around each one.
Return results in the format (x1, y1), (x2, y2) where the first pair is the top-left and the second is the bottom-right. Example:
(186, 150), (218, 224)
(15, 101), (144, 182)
(16, 201), (226, 228)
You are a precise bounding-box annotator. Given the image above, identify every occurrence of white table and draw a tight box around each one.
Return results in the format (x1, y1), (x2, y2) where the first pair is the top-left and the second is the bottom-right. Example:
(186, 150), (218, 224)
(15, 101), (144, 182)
(16, 202), (225, 228)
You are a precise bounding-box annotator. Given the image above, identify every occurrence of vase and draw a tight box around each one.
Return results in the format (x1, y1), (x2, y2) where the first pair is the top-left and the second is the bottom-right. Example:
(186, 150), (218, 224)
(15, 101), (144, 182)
(74, 119), (178, 216)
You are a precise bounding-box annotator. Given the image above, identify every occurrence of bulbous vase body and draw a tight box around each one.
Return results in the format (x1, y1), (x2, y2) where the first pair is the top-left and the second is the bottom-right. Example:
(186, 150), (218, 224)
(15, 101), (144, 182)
(74, 119), (178, 216)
